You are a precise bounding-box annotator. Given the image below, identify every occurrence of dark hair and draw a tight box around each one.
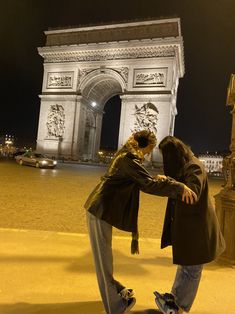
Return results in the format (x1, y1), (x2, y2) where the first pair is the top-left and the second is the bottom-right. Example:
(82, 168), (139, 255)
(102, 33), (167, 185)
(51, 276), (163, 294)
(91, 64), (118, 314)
(158, 136), (193, 179)
(134, 130), (156, 148)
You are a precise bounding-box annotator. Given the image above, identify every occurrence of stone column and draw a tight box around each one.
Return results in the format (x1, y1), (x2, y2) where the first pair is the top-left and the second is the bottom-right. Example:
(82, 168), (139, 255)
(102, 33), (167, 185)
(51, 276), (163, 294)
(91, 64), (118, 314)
(68, 96), (83, 160)
(215, 74), (235, 265)
(93, 112), (103, 161)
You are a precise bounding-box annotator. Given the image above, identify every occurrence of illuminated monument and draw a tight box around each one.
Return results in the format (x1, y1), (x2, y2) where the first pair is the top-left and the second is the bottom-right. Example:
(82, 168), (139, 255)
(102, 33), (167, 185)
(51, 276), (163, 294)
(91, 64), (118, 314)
(37, 18), (185, 162)
(215, 74), (235, 265)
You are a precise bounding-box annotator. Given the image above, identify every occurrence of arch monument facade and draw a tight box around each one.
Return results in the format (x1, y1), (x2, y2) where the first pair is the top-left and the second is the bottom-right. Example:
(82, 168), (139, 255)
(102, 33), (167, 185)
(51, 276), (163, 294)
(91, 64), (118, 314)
(37, 18), (185, 163)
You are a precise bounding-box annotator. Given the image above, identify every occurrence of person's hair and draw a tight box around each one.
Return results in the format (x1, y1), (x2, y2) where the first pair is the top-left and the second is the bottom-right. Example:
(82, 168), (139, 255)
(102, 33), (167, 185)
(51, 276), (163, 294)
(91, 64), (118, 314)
(133, 130), (157, 148)
(158, 136), (193, 179)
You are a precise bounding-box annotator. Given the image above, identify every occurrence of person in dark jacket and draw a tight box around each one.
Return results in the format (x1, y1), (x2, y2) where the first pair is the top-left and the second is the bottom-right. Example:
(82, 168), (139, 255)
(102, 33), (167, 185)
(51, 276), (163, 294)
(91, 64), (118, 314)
(154, 136), (226, 314)
(85, 130), (196, 314)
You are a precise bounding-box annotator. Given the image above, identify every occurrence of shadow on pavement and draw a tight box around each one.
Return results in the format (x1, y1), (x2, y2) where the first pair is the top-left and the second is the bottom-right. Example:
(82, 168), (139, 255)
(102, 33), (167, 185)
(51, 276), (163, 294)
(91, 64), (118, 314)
(0, 301), (104, 314)
(204, 260), (233, 270)
(132, 310), (161, 313)
(66, 250), (172, 275)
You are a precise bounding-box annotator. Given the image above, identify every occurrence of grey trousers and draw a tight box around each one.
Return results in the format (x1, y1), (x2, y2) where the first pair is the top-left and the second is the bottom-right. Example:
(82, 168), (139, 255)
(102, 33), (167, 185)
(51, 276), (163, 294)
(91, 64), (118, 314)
(172, 264), (203, 312)
(86, 212), (127, 314)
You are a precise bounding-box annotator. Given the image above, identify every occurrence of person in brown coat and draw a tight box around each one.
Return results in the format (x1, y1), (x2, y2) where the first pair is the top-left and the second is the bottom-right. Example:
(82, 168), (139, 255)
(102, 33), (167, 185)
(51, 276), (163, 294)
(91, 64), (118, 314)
(154, 136), (226, 314)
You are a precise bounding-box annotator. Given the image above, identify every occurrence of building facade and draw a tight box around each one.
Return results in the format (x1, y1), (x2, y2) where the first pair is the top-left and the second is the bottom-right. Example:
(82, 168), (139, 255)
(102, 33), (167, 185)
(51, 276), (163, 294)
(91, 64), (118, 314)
(199, 154), (223, 174)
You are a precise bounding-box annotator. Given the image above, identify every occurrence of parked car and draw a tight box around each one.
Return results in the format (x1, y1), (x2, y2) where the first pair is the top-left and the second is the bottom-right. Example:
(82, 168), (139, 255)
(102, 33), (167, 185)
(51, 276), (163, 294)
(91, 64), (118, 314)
(15, 152), (57, 169)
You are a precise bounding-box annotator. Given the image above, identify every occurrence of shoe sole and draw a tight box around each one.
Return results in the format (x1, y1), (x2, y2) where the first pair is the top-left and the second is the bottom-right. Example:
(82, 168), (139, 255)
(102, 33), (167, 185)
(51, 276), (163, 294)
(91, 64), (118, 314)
(124, 297), (136, 313)
(154, 291), (176, 314)
(155, 297), (166, 314)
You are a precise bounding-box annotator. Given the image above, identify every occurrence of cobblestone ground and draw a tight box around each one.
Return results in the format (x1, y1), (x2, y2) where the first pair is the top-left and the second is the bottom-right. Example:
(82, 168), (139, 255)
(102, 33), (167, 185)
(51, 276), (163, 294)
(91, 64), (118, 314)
(0, 159), (223, 239)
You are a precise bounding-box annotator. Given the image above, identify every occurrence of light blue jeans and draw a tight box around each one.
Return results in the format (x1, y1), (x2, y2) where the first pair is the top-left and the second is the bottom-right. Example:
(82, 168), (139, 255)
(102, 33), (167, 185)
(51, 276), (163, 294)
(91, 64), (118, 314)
(86, 212), (127, 314)
(171, 264), (203, 312)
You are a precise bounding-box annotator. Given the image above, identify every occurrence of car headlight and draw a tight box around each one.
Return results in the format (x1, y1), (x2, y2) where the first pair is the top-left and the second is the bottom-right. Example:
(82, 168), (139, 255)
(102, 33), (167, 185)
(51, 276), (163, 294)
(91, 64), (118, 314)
(41, 160), (48, 165)
(53, 161), (57, 165)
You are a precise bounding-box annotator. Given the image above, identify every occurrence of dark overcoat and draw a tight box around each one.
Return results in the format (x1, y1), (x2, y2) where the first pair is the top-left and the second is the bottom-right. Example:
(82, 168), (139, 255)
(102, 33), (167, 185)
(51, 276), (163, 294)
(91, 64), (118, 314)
(84, 144), (184, 233)
(161, 156), (225, 265)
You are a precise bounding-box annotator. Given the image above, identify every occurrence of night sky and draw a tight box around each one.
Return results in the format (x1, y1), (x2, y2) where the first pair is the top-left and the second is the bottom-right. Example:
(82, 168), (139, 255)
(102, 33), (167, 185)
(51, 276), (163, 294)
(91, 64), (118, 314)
(1, 0), (234, 153)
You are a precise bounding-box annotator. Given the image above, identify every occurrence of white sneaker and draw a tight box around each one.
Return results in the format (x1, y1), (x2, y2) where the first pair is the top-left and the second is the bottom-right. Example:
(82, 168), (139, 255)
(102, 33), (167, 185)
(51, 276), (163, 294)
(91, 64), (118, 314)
(119, 288), (135, 300)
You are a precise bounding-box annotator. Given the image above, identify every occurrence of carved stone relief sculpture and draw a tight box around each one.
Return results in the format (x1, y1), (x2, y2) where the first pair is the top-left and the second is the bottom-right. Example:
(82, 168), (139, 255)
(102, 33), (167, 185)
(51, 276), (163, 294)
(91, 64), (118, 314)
(133, 68), (167, 87)
(47, 72), (73, 88)
(80, 68), (95, 79)
(132, 102), (158, 134)
(46, 104), (65, 138)
(80, 67), (129, 83)
(114, 67), (129, 83)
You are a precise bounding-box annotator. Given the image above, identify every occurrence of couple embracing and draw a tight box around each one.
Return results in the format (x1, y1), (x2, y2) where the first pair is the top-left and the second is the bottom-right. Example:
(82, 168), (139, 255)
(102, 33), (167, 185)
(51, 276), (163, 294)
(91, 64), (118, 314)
(84, 130), (225, 314)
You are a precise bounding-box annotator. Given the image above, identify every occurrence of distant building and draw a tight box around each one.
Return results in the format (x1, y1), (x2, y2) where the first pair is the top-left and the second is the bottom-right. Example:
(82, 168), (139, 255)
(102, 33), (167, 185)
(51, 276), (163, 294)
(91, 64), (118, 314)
(198, 154), (223, 175)
(97, 149), (116, 164)
(0, 134), (16, 156)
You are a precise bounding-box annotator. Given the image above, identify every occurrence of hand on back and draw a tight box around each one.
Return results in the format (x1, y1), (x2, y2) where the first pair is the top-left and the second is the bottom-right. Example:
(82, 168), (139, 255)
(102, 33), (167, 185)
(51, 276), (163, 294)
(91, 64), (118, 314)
(182, 185), (197, 204)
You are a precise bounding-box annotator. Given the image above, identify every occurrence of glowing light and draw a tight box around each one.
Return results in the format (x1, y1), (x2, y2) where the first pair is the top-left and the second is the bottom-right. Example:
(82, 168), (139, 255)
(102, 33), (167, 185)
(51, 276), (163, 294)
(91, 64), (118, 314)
(91, 102), (97, 107)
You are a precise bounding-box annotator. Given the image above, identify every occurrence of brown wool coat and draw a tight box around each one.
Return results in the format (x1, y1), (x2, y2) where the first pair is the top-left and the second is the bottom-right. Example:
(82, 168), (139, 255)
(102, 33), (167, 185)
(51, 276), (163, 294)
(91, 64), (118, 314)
(161, 156), (226, 265)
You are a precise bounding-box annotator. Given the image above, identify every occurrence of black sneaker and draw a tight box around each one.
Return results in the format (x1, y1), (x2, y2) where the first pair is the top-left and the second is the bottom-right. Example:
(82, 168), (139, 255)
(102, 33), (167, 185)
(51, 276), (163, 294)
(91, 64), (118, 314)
(124, 297), (136, 313)
(154, 291), (179, 314)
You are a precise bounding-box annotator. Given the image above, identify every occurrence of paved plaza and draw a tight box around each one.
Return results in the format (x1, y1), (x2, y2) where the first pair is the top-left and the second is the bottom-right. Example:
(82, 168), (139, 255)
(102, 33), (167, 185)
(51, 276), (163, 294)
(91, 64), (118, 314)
(0, 159), (234, 314)
(0, 228), (234, 314)
(0, 159), (223, 239)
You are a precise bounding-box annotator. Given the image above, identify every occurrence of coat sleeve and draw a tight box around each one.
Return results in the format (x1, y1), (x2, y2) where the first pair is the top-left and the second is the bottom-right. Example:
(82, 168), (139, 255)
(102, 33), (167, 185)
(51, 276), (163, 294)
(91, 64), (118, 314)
(122, 156), (184, 199)
(183, 162), (205, 201)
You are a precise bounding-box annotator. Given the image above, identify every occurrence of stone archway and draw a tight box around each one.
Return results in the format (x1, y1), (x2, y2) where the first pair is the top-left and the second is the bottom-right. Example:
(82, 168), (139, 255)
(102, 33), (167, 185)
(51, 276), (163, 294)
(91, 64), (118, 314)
(37, 18), (184, 162)
(78, 69), (124, 160)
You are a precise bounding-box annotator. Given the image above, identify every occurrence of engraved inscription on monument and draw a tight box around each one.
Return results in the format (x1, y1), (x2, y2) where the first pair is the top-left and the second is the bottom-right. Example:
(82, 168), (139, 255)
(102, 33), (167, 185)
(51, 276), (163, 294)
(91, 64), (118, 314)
(133, 68), (167, 87)
(47, 72), (74, 89)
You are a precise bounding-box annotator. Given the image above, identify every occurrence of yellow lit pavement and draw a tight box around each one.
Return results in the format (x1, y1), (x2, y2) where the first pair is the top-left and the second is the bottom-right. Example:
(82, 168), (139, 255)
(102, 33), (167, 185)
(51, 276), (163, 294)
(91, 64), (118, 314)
(0, 228), (234, 314)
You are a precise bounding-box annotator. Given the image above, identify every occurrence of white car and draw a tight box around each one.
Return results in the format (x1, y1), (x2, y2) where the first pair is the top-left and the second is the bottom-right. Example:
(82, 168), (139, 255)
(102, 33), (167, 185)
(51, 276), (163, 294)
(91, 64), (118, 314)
(15, 152), (57, 169)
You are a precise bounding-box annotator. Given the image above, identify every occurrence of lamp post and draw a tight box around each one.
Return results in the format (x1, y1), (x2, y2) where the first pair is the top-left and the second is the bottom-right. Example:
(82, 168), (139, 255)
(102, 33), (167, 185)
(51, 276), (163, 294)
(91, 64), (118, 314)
(215, 74), (235, 266)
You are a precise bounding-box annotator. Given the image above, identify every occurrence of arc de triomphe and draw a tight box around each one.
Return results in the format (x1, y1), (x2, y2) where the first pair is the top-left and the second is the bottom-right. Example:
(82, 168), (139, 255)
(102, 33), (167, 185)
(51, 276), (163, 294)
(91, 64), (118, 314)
(37, 18), (185, 162)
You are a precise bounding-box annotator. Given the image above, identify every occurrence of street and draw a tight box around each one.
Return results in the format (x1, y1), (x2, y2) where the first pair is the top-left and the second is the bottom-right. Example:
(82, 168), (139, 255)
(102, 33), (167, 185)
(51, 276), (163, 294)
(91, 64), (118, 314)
(0, 159), (223, 239)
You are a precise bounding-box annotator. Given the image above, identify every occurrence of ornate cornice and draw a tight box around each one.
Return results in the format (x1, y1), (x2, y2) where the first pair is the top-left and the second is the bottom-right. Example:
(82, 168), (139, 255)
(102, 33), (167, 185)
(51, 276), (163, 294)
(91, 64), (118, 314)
(39, 43), (185, 77)
(39, 45), (176, 63)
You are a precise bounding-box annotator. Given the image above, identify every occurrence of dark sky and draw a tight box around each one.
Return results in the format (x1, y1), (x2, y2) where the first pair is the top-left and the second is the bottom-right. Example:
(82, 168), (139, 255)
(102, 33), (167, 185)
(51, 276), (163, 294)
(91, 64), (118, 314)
(1, 0), (234, 153)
